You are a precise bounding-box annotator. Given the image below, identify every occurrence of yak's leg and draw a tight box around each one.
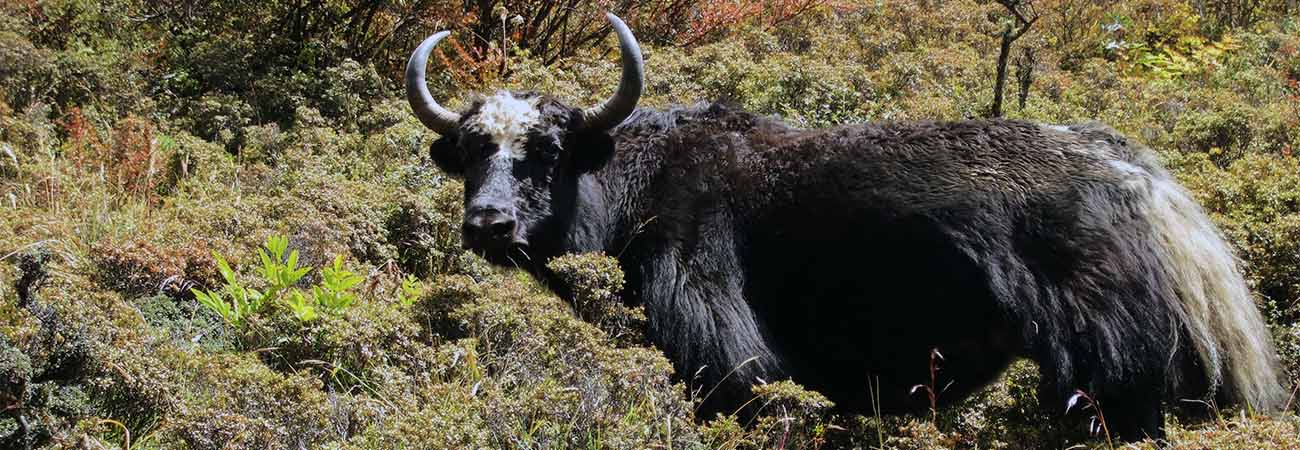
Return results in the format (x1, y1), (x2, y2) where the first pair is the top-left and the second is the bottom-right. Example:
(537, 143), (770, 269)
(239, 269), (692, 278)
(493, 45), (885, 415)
(1040, 354), (1167, 442)
(1100, 390), (1165, 442)
(1032, 345), (1166, 443)
(634, 217), (786, 418)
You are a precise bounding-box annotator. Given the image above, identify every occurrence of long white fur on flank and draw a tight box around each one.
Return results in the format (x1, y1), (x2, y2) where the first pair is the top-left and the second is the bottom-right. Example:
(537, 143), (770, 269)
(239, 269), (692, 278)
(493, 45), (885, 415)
(1130, 162), (1285, 411)
(469, 91), (540, 161)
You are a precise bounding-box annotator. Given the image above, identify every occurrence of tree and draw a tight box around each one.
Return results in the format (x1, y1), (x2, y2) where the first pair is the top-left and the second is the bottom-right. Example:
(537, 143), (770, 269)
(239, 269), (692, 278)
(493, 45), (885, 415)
(988, 0), (1037, 118)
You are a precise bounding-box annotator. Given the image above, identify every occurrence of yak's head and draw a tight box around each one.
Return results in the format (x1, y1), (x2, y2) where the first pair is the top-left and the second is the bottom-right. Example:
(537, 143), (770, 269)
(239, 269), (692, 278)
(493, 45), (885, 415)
(405, 13), (642, 265)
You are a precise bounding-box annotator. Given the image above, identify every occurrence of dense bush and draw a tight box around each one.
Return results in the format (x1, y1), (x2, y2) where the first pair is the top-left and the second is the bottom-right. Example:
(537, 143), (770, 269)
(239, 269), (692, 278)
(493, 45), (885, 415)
(545, 253), (647, 346)
(1, 1), (1298, 449)
(384, 184), (463, 278)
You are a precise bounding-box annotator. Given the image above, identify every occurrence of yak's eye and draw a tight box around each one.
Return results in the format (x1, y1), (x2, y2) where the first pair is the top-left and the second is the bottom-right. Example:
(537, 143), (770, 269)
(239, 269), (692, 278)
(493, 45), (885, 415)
(529, 135), (562, 161)
(459, 135), (495, 158)
(466, 140), (495, 159)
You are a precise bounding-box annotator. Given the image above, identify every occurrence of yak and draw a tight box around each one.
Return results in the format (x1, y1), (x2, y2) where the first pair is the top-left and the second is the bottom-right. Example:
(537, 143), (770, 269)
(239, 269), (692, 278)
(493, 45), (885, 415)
(404, 13), (1284, 441)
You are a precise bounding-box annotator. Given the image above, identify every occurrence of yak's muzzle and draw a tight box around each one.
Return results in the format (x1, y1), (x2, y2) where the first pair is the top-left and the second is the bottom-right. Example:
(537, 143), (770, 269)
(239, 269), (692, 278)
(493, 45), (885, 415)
(462, 205), (520, 250)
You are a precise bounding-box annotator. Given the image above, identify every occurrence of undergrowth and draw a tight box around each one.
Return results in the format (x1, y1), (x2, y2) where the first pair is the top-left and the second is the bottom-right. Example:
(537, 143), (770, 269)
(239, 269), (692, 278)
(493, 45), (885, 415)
(1, 1), (1298, 449)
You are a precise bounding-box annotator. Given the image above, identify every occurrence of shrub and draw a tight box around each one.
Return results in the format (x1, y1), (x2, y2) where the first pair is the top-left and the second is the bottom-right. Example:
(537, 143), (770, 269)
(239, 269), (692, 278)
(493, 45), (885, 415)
(1179, 154), (1300, 322)
(165, 351), (340, 450)
(1, 258), (125, 448)
(936, 360), (1059, 449)
(432, 272), (698, 448)
(1275, 27), (1300, 87)
(1171, 97), (1255, 166)
(546, 252), (647, 347)
(90, 238), (218, 299)
(245, 295), (436, 393)
(746, 381), (837, 449)
(384, 184), (463, 278)
(1177, 152), (1300, 380)
(236, 123), (286, 165)
(1275, 322), (1300, 382)
(176, 93), (254, 149)
(0, 29), (56, 112)
(319, 59), (390, 129)
(130, 294), (233, 352)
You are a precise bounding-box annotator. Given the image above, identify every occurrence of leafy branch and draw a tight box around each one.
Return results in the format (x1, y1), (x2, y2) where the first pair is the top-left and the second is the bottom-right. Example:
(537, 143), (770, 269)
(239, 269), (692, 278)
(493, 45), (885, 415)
(192, 235), (365, 329)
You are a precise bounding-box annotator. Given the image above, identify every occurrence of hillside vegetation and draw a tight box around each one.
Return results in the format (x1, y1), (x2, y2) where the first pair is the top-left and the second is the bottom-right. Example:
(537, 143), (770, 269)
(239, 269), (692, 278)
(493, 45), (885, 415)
(2, 1), (1299, 448)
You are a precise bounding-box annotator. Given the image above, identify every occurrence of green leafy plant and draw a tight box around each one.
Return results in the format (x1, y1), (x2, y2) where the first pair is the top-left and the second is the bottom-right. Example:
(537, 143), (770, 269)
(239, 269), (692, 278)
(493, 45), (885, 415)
(192, 235), (361, 327)
(192, 251), (265, 327)
(285, 290), (318, 322)
(312, 255), (363, 313)
(396, 274), (422, 306)
(257, 234), (311, 301)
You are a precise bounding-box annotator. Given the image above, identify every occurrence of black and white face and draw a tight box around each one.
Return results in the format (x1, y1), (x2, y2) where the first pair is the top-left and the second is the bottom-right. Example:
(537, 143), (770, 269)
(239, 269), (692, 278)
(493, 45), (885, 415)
(406, 14), (642, 265)
(428, 91), (613, 264)
(403, 15), (637, 265)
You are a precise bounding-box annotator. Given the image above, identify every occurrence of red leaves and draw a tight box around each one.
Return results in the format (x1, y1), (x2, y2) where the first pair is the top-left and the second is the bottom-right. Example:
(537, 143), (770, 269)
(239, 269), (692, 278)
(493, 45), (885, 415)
(676, 0), (829, 47)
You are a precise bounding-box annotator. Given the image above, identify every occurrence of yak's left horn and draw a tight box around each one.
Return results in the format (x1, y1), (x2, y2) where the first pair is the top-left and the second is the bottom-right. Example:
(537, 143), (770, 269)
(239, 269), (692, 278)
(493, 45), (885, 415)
(406, 31), (462, 135)
(581, 13), (644, 131)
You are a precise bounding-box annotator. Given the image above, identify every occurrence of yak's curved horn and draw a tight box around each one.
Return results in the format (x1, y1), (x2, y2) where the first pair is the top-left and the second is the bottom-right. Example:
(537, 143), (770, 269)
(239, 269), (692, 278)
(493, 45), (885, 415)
(406, 31), (461, 135)
(581, 13), (644, 131)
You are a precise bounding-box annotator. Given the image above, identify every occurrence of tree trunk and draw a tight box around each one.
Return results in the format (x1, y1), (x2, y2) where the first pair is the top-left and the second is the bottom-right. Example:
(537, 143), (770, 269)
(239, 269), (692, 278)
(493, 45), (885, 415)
(991, 25), (1013, 118)
(1016, 47), (1035, 110)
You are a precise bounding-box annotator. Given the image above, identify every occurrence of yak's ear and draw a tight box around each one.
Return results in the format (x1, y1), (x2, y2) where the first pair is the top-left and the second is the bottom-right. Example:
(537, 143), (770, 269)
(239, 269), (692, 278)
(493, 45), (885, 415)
(429, 134), (463, 176)
(570, 130), (615, 173)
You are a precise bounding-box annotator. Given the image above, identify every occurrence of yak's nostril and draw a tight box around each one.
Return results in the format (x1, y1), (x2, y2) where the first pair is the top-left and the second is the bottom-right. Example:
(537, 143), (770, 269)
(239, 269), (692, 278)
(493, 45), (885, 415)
(463, 208), (516, 245)
(488, 218), (516, 238)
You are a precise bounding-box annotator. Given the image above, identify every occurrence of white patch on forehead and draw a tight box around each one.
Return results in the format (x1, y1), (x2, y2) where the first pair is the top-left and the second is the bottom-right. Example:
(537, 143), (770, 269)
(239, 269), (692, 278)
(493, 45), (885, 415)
(469, 91), (540, 161)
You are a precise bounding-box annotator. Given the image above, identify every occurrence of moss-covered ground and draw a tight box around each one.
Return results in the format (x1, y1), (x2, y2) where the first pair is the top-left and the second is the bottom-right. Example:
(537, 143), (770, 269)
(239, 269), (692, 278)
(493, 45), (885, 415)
(2, 1), (1299, 448)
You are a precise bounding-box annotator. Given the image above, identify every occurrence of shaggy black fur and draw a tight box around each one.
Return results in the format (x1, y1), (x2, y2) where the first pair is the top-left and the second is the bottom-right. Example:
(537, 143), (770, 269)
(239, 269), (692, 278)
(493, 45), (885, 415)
(429, 97), (1281, 442)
